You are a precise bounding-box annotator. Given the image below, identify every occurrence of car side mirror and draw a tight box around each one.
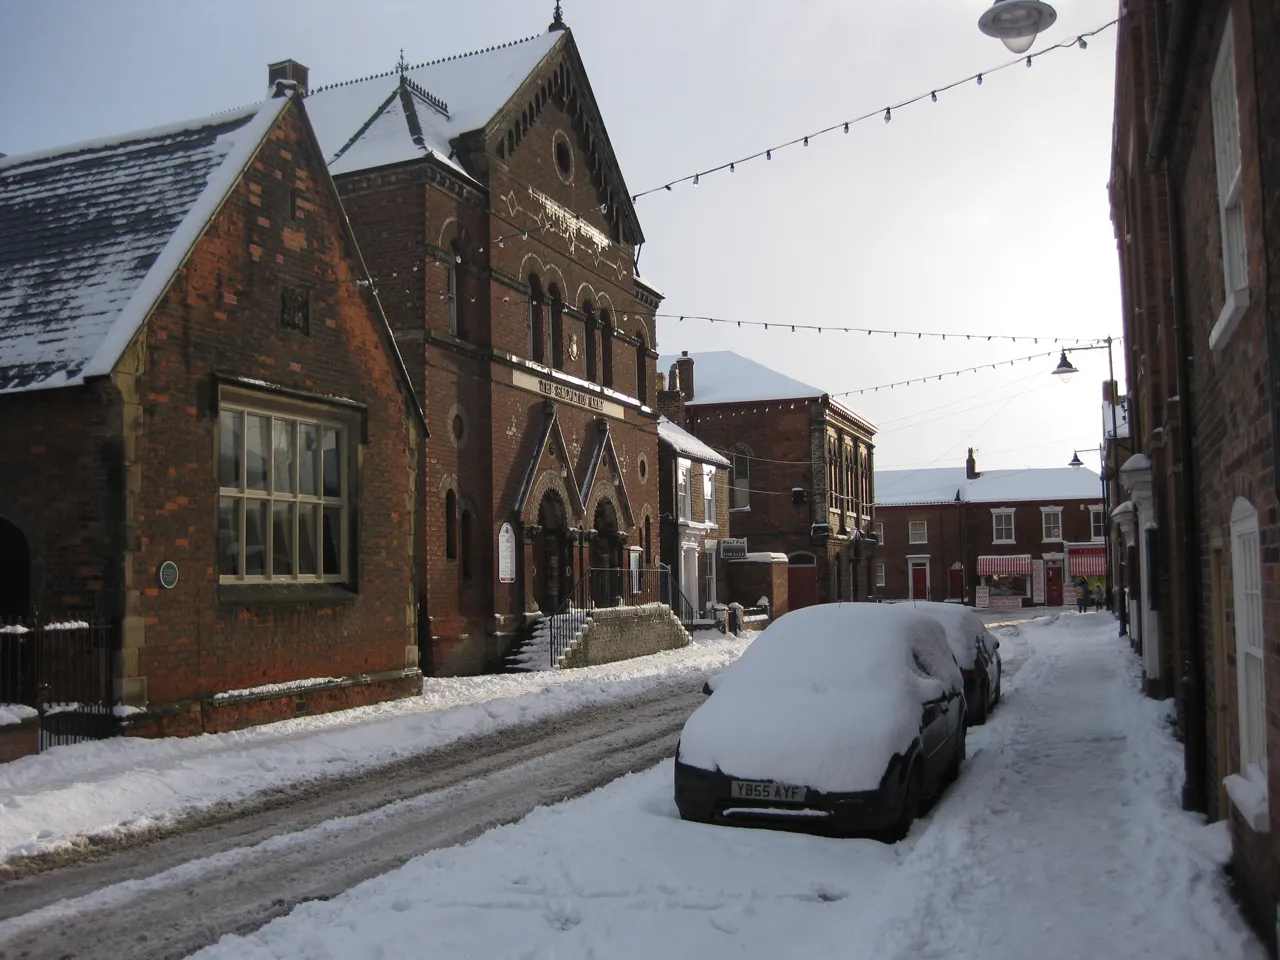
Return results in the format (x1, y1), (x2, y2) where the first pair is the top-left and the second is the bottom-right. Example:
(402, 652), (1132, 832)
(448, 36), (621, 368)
(702, 681), (715, 695)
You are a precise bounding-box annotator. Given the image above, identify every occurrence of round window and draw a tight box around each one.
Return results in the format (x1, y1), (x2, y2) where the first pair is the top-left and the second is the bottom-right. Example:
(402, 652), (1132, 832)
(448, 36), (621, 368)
(638, 455), (649, 483)
(451, 413), (465, 444)
(552, 130), (573, 183)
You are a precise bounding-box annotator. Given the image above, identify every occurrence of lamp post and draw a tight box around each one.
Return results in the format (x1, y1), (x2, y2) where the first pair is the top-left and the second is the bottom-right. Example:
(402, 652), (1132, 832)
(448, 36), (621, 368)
(1053, 337), (1127, 637)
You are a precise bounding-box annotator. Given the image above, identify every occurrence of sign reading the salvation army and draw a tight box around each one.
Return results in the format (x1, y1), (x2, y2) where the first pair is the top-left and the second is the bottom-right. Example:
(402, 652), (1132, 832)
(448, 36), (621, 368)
(498, 523), (516, 584)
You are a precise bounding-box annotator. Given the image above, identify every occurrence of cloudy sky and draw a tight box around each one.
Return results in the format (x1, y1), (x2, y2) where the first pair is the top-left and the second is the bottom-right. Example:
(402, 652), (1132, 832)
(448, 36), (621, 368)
(1, 0), (1123, 472)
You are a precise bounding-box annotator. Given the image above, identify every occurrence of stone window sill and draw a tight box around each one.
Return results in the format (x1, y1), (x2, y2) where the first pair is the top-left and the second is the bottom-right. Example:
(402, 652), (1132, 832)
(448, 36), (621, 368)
(1208, 287), (1250, 353)
(218, 582), (358, 607)
(1224, 767), (1269, 833)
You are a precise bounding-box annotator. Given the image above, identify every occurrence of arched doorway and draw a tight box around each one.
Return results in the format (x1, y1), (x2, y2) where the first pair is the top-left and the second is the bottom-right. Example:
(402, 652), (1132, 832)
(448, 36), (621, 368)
(591, 498), (624, 605)
(0, 518), (30, 619)
(536, 492), (572, 614)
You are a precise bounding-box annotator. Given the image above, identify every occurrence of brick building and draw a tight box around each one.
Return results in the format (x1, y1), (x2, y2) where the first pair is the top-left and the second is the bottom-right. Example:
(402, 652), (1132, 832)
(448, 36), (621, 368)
(875, 450), (1105, 608)
(1110, 0), (1280, 944)
(656, 416), (731, 622)
(300, 13), (664, 673)
(0, 87), (426, 738)
(656, 351), (877, 607)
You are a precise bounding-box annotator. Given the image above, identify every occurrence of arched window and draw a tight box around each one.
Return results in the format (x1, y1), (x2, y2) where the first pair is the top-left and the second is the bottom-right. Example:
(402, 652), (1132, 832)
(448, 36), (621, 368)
(445, 489), (458, 560)
(460, 508), (474, 580)
(644, 515), (652, 566)
(447, 240), (462, 338)
(528, 274), (544, 363)
(583, 301), (598, 382)
(634, 326), (648, 404)
(549, 283), (565, 370)
(600, 310), (614, 388)
(732, 447), (751, 509)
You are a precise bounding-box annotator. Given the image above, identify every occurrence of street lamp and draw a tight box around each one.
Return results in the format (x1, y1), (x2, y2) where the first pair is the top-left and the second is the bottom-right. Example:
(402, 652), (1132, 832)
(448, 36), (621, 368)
(1068, 450), (1086, 469)
(978, 0), (1058, 54)
(1052, 337), (1127, 637)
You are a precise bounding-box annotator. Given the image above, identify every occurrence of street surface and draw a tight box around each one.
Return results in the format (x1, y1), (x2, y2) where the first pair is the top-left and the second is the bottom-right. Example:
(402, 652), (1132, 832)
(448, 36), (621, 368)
(0, 683), (704, 960)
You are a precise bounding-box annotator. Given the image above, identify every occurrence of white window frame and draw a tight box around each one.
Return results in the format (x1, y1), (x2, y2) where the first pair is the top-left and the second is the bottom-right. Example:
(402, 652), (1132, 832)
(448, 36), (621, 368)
(731, 451), (750, 510)
(908, 520), (928, 545)
(1232, 500), (1267, 778)
(628, 546), (643, 595)
(1041, 507), (1063, 542)
(447, 262), (459, 336)
(1208, 14), (1250, 351)
(992, 508), (1016, 544)
(1090, 505), (1106, 542)
(217, 402), (350, 584)
(875, 563), (885, 588)
(703, 543), (718, 608)
(702, 464), (716, 525)
(874, 522), (884, 546)
(677, 458), (692, 521)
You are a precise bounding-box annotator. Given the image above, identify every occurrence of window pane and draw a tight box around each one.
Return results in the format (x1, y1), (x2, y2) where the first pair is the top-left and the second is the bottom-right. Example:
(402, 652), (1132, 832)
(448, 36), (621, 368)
(246, 414), (270, 491)
(245, 499), (269, 575)
(218, 410), (242, 488)
(298, 503), (319, 575)
(274, 419), (296, 494)
(218, 497), (241, 576)
(322, 506), (342, 575)
(322, 427), (341, 498)
(300, 424), (319, 496)
(272, 502), (295, 576)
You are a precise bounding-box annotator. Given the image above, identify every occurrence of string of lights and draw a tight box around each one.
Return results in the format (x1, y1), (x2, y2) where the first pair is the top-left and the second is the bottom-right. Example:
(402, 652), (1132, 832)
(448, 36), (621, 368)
(829, 344), (1107, 396)
(630, 19), (1118, 202)
(656, 312), (1105, 345)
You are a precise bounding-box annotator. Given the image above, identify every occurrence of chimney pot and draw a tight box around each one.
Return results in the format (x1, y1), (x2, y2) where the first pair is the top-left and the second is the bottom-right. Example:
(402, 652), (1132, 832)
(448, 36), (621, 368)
(268, 59), (309, 95)
(965, 447), (980, 480)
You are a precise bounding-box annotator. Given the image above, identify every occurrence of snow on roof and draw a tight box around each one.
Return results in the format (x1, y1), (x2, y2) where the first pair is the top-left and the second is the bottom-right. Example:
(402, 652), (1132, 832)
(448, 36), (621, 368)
(657, 416), (730, 467)
(305, 32), (561, 177)
(1103, 400), (1129, 439)
(0, 99), (285, 394)
(875, 465), (1103, 506)
(657, 350), (874, 428)
(634, 272), (663, 297)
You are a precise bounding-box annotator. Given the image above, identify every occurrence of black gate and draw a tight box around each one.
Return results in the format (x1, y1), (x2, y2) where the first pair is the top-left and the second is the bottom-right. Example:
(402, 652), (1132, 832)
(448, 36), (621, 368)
(0, 616), (120, 751)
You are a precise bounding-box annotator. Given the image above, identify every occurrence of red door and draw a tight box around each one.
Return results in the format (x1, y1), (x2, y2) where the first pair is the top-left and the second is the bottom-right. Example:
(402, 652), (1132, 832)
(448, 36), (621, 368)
(1046, 562), (1063, 606)
(788, 565), (817, 610)
(948, 567), (965, 601)
(910, 563), (928, 600)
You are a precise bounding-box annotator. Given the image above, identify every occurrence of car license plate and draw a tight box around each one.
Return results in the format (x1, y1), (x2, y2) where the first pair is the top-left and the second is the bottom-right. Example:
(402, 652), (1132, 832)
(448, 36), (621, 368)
(730, 780), (807, 802)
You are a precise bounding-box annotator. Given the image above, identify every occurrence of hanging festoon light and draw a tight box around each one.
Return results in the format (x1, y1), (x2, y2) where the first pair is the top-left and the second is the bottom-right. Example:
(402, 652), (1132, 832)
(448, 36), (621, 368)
(978, 0), (1057, 54)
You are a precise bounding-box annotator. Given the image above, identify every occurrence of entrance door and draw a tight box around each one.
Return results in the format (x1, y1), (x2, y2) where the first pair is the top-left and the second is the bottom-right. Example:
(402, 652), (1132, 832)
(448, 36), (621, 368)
(1045, 561), (1063, 606)
(0, 518), (30, 618)
(787, 554), (817, 610)
(910, 561), (928, 600)
(948, 566), (964, 601)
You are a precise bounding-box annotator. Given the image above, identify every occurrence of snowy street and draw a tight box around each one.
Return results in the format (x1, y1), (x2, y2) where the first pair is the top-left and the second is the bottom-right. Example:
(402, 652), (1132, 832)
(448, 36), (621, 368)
(186, 614), (1259, 960)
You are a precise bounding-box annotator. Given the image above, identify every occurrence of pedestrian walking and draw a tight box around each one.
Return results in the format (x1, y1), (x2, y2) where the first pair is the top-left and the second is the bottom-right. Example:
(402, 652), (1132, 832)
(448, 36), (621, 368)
(1093, 582), (1106, 612)
(1074, 579), (1086, 613)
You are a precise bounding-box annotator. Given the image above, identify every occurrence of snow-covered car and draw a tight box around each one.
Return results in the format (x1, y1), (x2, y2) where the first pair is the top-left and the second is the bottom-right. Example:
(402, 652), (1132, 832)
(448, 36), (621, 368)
(674, 603), (965, 841)
(900, 601), (1002, 725)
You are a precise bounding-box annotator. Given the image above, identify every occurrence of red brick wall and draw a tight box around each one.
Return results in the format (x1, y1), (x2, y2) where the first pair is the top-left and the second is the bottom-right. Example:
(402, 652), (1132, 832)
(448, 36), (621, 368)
(129, 99), (419, 706)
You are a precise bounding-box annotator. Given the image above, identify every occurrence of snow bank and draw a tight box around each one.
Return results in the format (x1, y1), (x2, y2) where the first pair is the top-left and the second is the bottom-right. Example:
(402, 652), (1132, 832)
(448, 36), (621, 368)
(0, 632), (755, 864)
(678, 604), (957, 792)
(0, 704), (37, 726)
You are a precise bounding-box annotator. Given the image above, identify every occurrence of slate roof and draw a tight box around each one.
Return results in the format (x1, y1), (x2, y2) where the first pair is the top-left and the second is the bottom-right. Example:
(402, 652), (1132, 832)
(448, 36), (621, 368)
(305, 32), (562, 178)
(875, 466), (1104, 506)
(657, 416), (730, 468)
(0, 100), (284, 393)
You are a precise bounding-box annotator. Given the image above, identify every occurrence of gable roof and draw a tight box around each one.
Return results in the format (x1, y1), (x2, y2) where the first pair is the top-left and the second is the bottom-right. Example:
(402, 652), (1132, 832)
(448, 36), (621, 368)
(657, 350), (874, 428)
(0, 99), (287, 394)
(875, 466), (1104, 506)
(657, 416), (730, 468)
(580, 420), (634, 526)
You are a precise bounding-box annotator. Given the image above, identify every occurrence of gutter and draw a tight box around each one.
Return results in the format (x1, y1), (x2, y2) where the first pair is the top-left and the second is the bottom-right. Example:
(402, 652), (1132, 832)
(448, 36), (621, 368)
(1144, 0), (1198, 173)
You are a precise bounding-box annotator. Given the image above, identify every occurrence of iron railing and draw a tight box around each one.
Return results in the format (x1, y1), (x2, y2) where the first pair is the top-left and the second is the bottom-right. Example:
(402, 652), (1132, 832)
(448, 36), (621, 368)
(0, 615), (120, 751)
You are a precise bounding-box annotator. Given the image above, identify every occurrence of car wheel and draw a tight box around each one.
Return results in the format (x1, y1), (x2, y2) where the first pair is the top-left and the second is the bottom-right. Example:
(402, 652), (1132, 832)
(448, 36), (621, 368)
(887, 764), (923, 843)
(971, 681), (989, 726)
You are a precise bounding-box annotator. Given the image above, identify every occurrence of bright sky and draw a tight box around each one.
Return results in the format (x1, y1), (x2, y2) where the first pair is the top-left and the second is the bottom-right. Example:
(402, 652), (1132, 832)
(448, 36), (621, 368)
(0, 0), (1123, 472)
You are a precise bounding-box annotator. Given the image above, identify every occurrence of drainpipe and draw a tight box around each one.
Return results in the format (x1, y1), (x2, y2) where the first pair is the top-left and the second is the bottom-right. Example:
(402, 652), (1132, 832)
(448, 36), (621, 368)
(1143, 0), (1196, 175)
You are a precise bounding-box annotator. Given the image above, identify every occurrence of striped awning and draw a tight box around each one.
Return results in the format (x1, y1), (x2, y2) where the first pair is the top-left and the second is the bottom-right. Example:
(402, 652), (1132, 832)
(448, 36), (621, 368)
(977, 554), (1033, 576)
(1067, 546), (1108, 577)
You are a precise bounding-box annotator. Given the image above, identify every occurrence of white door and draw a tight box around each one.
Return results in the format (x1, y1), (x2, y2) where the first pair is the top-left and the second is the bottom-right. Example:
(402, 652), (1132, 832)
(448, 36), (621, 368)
(681, 546), (700, 617)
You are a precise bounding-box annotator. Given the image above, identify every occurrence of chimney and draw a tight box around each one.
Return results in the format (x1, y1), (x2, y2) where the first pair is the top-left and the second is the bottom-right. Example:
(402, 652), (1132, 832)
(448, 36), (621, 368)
(675, 350), (695, 401)
(268, 59), (309, 95)
(965, 448), (980, 480)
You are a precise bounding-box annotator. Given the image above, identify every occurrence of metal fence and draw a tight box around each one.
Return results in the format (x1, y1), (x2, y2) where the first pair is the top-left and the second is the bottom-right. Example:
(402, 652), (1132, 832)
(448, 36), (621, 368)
(0, 615), (120, 751)
(544, 567), (669, 666)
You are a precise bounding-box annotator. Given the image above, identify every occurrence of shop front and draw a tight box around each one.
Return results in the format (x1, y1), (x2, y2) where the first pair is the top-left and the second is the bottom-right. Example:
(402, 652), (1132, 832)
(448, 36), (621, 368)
(975, 554), (1033, 610)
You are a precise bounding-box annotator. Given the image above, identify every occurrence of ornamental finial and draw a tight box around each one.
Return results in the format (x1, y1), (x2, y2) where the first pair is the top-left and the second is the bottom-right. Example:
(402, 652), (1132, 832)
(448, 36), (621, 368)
(549, 2), (567, 31)
(395, 48), (408, 74)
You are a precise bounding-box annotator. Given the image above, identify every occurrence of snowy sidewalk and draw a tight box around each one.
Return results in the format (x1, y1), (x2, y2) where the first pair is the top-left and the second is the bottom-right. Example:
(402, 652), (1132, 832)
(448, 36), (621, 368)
(0, 631), (751, 865)
(194, 614), (1262, 960)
